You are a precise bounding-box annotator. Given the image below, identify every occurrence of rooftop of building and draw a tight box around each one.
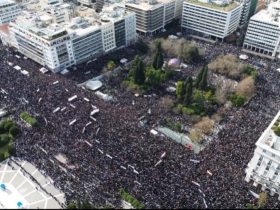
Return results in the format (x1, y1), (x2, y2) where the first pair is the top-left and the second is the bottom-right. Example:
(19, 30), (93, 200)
(0, 0), (16, 7)
(250, 0), (280, 26)
(125, 0), (174, 11)
(258, 111), (280, 152)
(185, 0), (240, 12)
(10, 1), (132, 41)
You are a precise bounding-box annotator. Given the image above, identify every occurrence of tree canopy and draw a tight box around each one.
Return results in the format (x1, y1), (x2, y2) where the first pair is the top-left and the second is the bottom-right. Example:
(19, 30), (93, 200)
(132, 56), (145, 85)
(152, 41), (164, 70)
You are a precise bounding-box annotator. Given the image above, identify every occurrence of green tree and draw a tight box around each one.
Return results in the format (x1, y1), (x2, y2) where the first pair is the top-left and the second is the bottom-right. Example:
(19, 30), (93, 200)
(182, 45), (200, 63)
(81, 200), (96, 209)
(9, 126), (20, 137)
(0, 152), (5, 161)
(190, 46), (200, 62)
(193, 89), (205, 108)
(245, 203), (258, 209)
(107, 60), (116, 71)
(0, 134), (10, 147)
(152, 41), (164, 70)
(3, 120), (14, 131)
(132, 56), (145, 85)
(195, 67), (204, 88)
(184, 77), (193, 106)
(145, 66), (162, 87)
(198, 65), (208, 90)
(176, 81), (185, 101)
(67, 202), (77, 209)
(229, 94), (246, 107)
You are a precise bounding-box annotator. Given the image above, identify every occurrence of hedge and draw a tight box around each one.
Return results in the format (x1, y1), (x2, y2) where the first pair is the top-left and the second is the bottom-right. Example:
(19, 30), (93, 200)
(229, 94), (246, 107)
(120, 189), (144, 209)
(0, 152), (9, 162)
(0, 119), (19, 162)
(20, 112), (38, 127)
(0, 119), (16, 134)
(9, 126), (20, 136)
(0, 134), (10, 147)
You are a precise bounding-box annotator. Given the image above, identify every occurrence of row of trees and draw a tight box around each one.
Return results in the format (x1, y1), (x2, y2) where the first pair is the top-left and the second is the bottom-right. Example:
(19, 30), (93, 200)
(128, 55), (172, 89)
(0, 119), (20, 161)
(126, 42), (173, 90)
(131, 41), (165, 86)
(152, 41), (164, 70)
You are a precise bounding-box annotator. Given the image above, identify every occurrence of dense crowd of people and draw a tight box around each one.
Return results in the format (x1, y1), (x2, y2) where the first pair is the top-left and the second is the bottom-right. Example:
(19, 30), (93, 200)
(1, 39), (280, 209)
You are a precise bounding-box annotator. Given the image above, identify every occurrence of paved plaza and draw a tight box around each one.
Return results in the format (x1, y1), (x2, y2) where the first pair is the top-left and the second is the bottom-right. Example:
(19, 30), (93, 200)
(0, 158), (65, 209)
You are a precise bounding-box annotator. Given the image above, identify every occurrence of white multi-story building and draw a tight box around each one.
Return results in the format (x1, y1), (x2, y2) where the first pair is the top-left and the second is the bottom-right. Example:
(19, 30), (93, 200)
(78, 0), (94, 6)
(0, 0), (21, 25)
(245, 111), (280, 199)
(4, 3), (136, 72)
(125, 0), (183, 35)
(41, 0), (63, 5)
(243, 1), (280, 59)
(236, 0), (251, 26)
(181, 0), (243, 40)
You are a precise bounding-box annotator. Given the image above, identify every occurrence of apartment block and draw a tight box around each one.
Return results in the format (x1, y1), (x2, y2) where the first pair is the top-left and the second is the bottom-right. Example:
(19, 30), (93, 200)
(3, 2), (136, 72)
(245, 111), (280, 199)
(243, 1), (280, 59)
(181, 0), (243, 40)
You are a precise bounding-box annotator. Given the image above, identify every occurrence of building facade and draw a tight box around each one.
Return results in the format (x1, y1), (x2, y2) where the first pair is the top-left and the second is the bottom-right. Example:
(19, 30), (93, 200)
(181, 0), (243, 40)
(0, 0), (21, 25)
(78, 0), (95, 7)
(245, 111), (280, 199)
(125, 0), (183, 35)
(5, 3), (136, 72)
(243, 1), (280, 59)
(95, 0), (104, 12)
(236, 0), (251, 26)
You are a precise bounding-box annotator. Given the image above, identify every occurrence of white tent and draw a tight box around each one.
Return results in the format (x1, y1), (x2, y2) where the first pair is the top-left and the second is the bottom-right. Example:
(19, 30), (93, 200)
(14, 65), (21, 70)
(120, 58), (128, 64)
(95, 91), (113, 101)
(39, 67), (49, 74)
(85, 80), (102, 91)
(21, 70), (29, 75)
(239, 54), (248, 60)
(60, 69), (69, 75)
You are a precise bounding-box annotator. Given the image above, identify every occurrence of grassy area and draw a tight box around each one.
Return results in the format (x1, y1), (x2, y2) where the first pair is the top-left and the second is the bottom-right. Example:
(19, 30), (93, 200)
(187, 0), (239, 12)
